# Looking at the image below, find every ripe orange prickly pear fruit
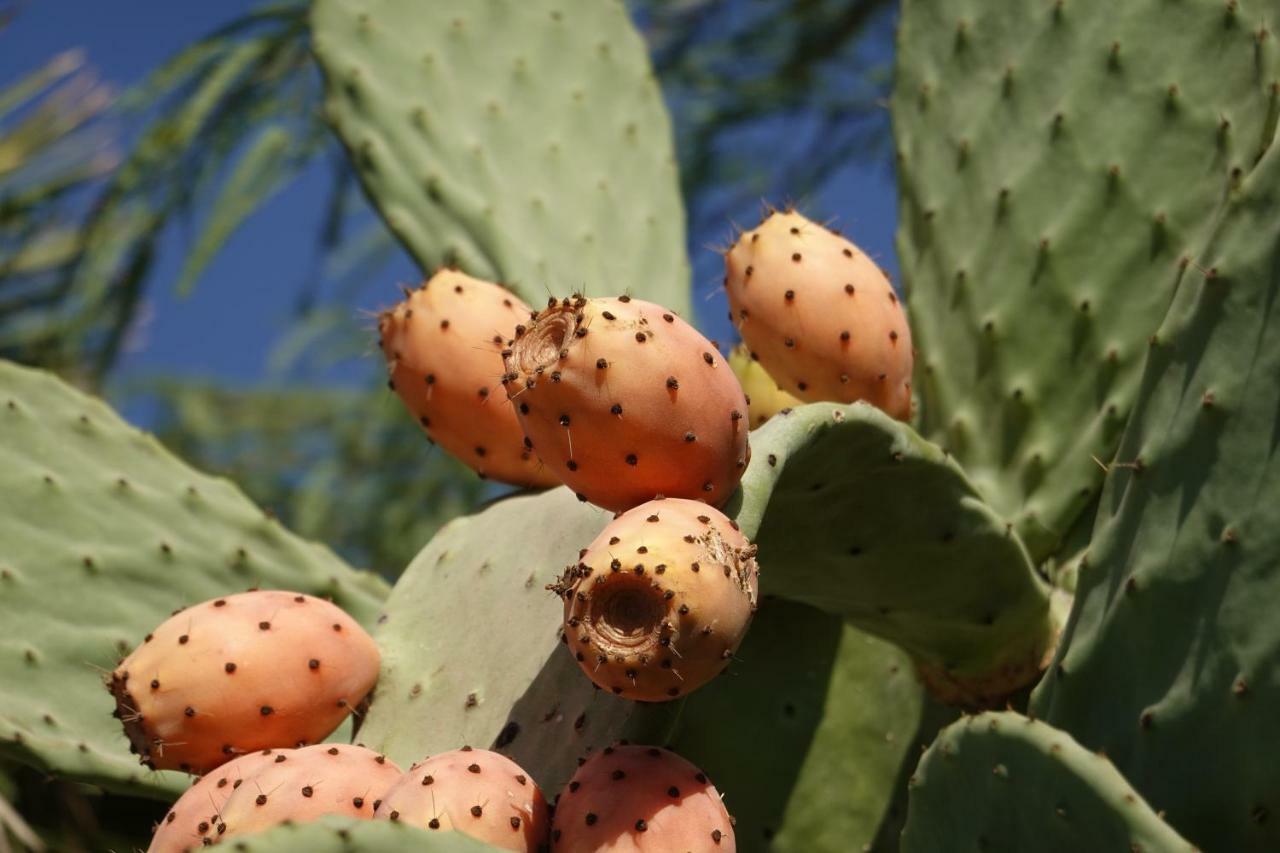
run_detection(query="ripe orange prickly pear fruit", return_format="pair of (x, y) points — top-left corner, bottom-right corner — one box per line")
(147, 749), (281, 853)
(551, 499), (758, 702)
(727, 344), (802, 428)
(109, 590), (379, 774)
(724, 210), (913, 419)
(375, 746), (550, 852)
(205, 744), (402, 842)
(379, 268), (560, 488)
(502, 295), (749, 512)
(551, 744), (735, 852)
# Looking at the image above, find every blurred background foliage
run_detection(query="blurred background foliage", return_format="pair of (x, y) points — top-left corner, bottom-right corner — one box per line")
(0, 0), (894, 580)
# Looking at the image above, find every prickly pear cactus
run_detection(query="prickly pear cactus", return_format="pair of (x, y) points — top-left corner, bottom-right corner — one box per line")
(0, 361), (387, 797)
(734, 402), (1054, 705)
(900, 712), (1193, 852)
(359, 417), (967, 849)
(894, 0), (1280, 561)
(311, 0), (690, 315)
(226, 816), (501, 852)
(1032, 121), (1280, 849)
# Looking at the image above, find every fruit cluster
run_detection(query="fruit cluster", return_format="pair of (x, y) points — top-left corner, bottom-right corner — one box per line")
(113, 209), (912, 850)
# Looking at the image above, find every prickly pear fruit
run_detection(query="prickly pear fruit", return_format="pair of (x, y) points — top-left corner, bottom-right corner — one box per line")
(109, 590), (379, 773)
(724, 210), (913, 419)
(147, 749), (282, 853)
(551, 499), (758, 702)
(379, 268), (560, 488)
(502, 296), (750, 512)
(374, 746), (550, 852)
(551, 744), (735, 852)
(205, 744), (402, 842)
(727, 344), (802, 428)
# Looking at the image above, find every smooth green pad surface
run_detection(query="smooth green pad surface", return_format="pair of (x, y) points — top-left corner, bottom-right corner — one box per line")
(636, 598), (940, 853)
(312, 0), (691, 315)
(0, 361), (388, 797)
(1032, 123), (1280, 848)
(359, 487), (637, 792)
(733, 402), (1052, 687)
(224, 816), (501, 851)
(894, 0), (1280, 561)
(902, 712), (1192, 852)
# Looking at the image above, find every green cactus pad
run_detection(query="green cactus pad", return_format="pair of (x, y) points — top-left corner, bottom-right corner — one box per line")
(312, 0), (691, 315)
(732, 402), (1054, 704)
(221, 816), (501, 851)
(636, 598), (945, 853)
(894, 0), (1280, 561)
(358, 487), (640, 791)
(0, 361), (388, 797)
(1031, 125), (1280, 848)
(901, 711), (1193, 852)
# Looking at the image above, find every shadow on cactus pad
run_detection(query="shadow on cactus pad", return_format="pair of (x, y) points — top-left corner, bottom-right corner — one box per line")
(731, 401), (1057, 706)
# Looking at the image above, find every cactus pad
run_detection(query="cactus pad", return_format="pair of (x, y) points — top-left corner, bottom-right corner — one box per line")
(733, 402), (1054, 704)
(312, 0), (691, 315)
(0, 361), (387, 797)
(1032, 125), (1280, 849)
(901, 711), (1193, 852)
(894, 0), (1280, 560)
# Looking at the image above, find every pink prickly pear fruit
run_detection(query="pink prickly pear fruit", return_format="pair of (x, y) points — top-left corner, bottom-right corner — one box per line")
(723, 210), (914, 420)
(374, 746), (550, 852)
(205, 744), (403, 842)
(551, 744), (735, 852)
(551, 499), (758, 702)
(147, 749), (282, 853)
(502, 295), (750, 512)
(727, 344), (802, 429)
(108, 590), (380, 774)
(379, 268), (561, 488)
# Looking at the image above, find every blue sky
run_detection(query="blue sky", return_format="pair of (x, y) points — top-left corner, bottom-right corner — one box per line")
(1, 1), (898, 393)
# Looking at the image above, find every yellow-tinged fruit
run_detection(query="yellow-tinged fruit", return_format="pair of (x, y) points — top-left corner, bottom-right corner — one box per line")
(109, 591), (379, 774)
(724, 210), (913, 419)
(502, 296), (749, 512)
(379, 269), (561, 488)
(727, 344), (803, 428)
(552, 499), (759, 702)
(375, 747), (550, 851)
